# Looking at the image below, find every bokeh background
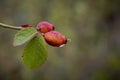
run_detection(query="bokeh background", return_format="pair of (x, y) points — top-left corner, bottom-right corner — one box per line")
(0, 0), (120, 80)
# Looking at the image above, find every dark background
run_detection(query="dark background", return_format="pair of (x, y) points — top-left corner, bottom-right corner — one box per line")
(0, 0), (120, 80)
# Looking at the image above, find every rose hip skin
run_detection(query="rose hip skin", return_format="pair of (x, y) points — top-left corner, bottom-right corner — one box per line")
(37, 21), (54, 33)
(44, 31), (67, 47)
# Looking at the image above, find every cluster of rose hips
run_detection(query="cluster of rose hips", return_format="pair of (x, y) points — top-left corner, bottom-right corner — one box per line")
(22, 21), (68, 47)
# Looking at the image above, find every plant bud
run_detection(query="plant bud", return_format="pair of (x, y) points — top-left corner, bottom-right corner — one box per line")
(21, 24), (32, 28)
(37, 21), (54, 33)
(44, 31), (67, 47)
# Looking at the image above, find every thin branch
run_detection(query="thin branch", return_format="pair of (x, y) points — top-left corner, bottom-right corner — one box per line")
(0, 23), (22, 30)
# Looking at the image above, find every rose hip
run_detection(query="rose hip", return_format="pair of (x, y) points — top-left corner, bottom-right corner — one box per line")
(37, 21), (54, 33)
(44, 31), (67, 47)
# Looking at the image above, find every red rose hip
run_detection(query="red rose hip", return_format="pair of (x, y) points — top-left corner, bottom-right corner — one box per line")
(37, 21), (54, 33)
(44, 31), (67, 47)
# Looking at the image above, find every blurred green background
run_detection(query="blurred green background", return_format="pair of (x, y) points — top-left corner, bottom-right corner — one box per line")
(0, 0), (120, 80)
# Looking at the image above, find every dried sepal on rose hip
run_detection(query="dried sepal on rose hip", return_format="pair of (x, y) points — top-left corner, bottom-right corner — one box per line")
(36, 21), (54, 33)
(43, 31), (67, 47)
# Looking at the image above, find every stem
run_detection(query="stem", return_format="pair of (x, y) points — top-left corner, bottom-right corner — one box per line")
(0, 23), (22, 30)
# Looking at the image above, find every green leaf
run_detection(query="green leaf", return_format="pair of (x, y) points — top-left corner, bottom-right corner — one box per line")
(13, 27), (37, 46)
(22, 34), (48, 69)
